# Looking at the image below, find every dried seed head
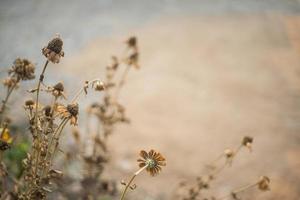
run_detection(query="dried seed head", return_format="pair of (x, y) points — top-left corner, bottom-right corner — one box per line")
(3, 77), (19, 88)
(43, 105), (52, 117)
(42, 35), (65, 63)
(53, 82), (64, 92)
(8, 58), (35, 80)
(67, 103), (79, 117)
(56, 103), (79, 125)
(126, 36), (137, 48)
(25, 99), (35, 106)
(137, 149), (166, 176)
(51, 82), (66, 99)
(94, 81), (105, 91)
(258, 176), (270, 191)
(224, 148), (235, 158)
(242, 136), (253, 151)
(47, 37), (63, 54)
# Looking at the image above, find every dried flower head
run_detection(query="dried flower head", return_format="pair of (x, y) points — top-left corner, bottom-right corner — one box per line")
(42, 35), (64, 63)
(93, 80), (106, 91)
(43, 105), (52, 117)
(126, 36), (137, 48)
(137, 149), (166, 176)
(126, 49), (139, 69)
(51, 82), (66, 99)
(242, 136), (253, 151)
(8, 58), (35, 80)
(2, 77), (19, 88)
(56, 103), (79, 125)
(224, 148), (235, 159)
(258, 176), (270, 191)
(24, 99), (36, 110)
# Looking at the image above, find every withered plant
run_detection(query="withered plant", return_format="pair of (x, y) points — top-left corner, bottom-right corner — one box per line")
(0, 58), (36, 198)
(175, 136), (270, 200)
(54, 36), (141, 199)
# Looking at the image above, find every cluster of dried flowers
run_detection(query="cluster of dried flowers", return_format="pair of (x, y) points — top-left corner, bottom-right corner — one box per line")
(0, 35), (106, 199)
(0, 58), (36, 198)
(175, 136), (270, 200)
(0, 33), (272, 200)
(53, 36), (143, 199)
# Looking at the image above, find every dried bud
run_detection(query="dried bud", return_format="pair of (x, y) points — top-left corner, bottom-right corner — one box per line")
(25, 99), (35, 106)
(242, 136), (253, 152)
(51, 82), (65, 99)
(42, 35), (64, 63)
(53, 82), (64, 92)
(8, 58), (35, 80)
(3, 77), (19, 88)
(43, 105), (52, 117)
(126, 36), (137, 48)
(258, 176), (270, 191)
(224, 148), (235, 158)
(67, 103), (79, 117)
(93, 81), (105, 91)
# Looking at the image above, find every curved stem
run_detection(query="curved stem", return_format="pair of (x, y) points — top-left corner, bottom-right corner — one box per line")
(216, 182), (258, 200)
(32, 60), (49, 177)
(70, 78), (102, 103)
(34, 60), (49, 127)
(120, 165), (147, 200)
(41, 118), (68, 177)
(0, 83), (17, 125)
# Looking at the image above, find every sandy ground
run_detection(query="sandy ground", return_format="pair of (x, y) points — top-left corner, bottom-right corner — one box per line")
(59, 14), (300, 199)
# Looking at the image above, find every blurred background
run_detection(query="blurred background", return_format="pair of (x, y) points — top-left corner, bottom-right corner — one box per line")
(1, 0), (300, 199)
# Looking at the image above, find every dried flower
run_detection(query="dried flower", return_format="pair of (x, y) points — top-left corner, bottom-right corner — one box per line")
(56, 103), (79, 125)
(24, 99), (36, 111)
(2, 77), (19, 88)
(42, 35), (64, 63)
(224, 148), (235, 159)
(224, 148), (235, 165)
(137, 149), (166, 176)
(126, 50), (139, 69)
(242, 136), (253, 151)
(8, 58), (35, 80)
(126, 36), (137, 48)
(258, 176), (270, 191)
(51, 82), (66, 99)
(93, 80), (106, 91)
(43, 105), (52, 117)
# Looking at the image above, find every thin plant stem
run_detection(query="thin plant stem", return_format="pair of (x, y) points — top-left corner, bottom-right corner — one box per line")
(120, 165), (147, 200)
(0, 83), (17, 125)
(41, 118), (68, 177)
(47, 118), (69, 169)
(70, 78), (102, 103)
(216, 182), (259, 200)
(33, 60), (49, 177)
(115, 65), (130, 101)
